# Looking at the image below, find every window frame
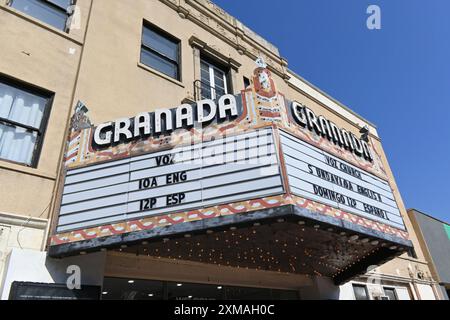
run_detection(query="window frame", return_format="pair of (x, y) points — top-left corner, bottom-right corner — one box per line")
(199, 56), (230, 100)
(352, 284), (370, 300)
(140, 21), (182, 81)
(0, 75), (54, 168)
(8, 0), (75, 32)
(383, 287), (398, 300)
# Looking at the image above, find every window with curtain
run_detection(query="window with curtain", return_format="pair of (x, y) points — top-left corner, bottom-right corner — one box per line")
(140, 23), (181, 80)
(8, 0), (75, 32)
(0, 80), (52, 167)
(200, 58), (228, 100)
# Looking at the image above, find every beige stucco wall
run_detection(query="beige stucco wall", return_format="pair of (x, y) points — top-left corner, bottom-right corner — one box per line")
(0, 0), (92, 219)
(73, 0), (288, 125)
(0, 0), (92, 289)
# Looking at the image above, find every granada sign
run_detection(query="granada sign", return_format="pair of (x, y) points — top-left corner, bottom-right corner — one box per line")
(92, 95), (373, 163)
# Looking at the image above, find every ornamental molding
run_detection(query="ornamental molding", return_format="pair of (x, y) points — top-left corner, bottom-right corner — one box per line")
(189, 35), (242, 70)
(159, 0), (289, 79)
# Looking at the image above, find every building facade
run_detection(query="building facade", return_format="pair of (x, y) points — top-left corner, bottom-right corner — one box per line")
(0, 0), (440, 300)
(408, 209), (450, 300)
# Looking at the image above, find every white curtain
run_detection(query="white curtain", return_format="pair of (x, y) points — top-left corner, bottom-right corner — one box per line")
(0, 83), (46, 165)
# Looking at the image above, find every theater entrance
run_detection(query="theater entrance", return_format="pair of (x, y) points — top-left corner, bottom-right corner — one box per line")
(101, 277), (299, 300)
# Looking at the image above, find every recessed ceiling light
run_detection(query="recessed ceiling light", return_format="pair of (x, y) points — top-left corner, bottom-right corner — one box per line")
(188, 296), (193, 299)
(102, 291), (108, 295)
(148, 293), (154, 297)
(177, 283), (183, 287)
(128, 280), (135, 284)
(217, 286), (223, 290)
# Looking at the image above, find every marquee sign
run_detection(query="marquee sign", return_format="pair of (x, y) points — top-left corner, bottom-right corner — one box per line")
(50, 59), (408, 253)
(290, 102), (373, 162)
(279, 130), (403, 230)
(58, 128), (282, 232)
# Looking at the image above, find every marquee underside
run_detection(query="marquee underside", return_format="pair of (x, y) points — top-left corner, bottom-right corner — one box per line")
(48, 205), (411, 285)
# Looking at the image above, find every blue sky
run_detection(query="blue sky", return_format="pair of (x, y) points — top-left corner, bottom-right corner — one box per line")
(214, 0), (450, 223)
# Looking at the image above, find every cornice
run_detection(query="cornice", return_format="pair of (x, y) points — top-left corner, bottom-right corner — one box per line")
(0, 212), (48, 229)
(159, 0), (289, 79)
(189, 36), (241, 70)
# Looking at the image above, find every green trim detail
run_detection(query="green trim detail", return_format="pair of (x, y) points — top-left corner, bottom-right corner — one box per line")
(444, 224), (450, 241)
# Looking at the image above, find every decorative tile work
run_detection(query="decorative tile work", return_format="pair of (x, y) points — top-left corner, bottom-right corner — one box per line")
(51, 193), (408, 246)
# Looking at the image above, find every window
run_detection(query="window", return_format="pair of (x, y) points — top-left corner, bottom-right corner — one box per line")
(243, 76), (251, 89)
(0, 78), (52, 167)
(199, 58), (229, 100)
(140, 23), (181, 80)
(8, 0), (74, 31)
(406, 247), (418, 259)
(352, 284), (369, 300)
(383, 287), (398, 300)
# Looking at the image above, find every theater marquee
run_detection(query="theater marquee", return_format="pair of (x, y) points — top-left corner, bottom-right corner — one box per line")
(50, 61), (410, 282)
(59, 128), (282, 233)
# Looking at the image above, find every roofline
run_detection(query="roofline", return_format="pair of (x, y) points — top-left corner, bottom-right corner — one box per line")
(287, 68), (378, 129)
(407, 208), (450, 226)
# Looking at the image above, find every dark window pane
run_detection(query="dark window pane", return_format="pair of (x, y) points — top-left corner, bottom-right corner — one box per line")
(201, 83), (212, 100)
(101, 278), (164, 300)
(142, 26), (178, 61)
(225, 286), (272, 300)
(271, 289), (299, 300)
(167, 282), (224, 300)
(214, 76), (225, 88)
(10, 0), (68, 30)
(141, 48), (178, 79)
(244, 77), (251, 88)
(200, 61), (210, 72)
(201, 70), (211, 84)
(384, 288), (397, 300)
(200, 58), (228, 99)
(353, 285), (369, 300)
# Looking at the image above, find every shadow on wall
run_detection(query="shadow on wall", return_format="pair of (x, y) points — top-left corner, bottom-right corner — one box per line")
(0, 248), (106, 300)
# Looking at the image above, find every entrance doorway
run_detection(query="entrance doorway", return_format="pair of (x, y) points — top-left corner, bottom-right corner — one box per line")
(101, 277), (299, 300)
